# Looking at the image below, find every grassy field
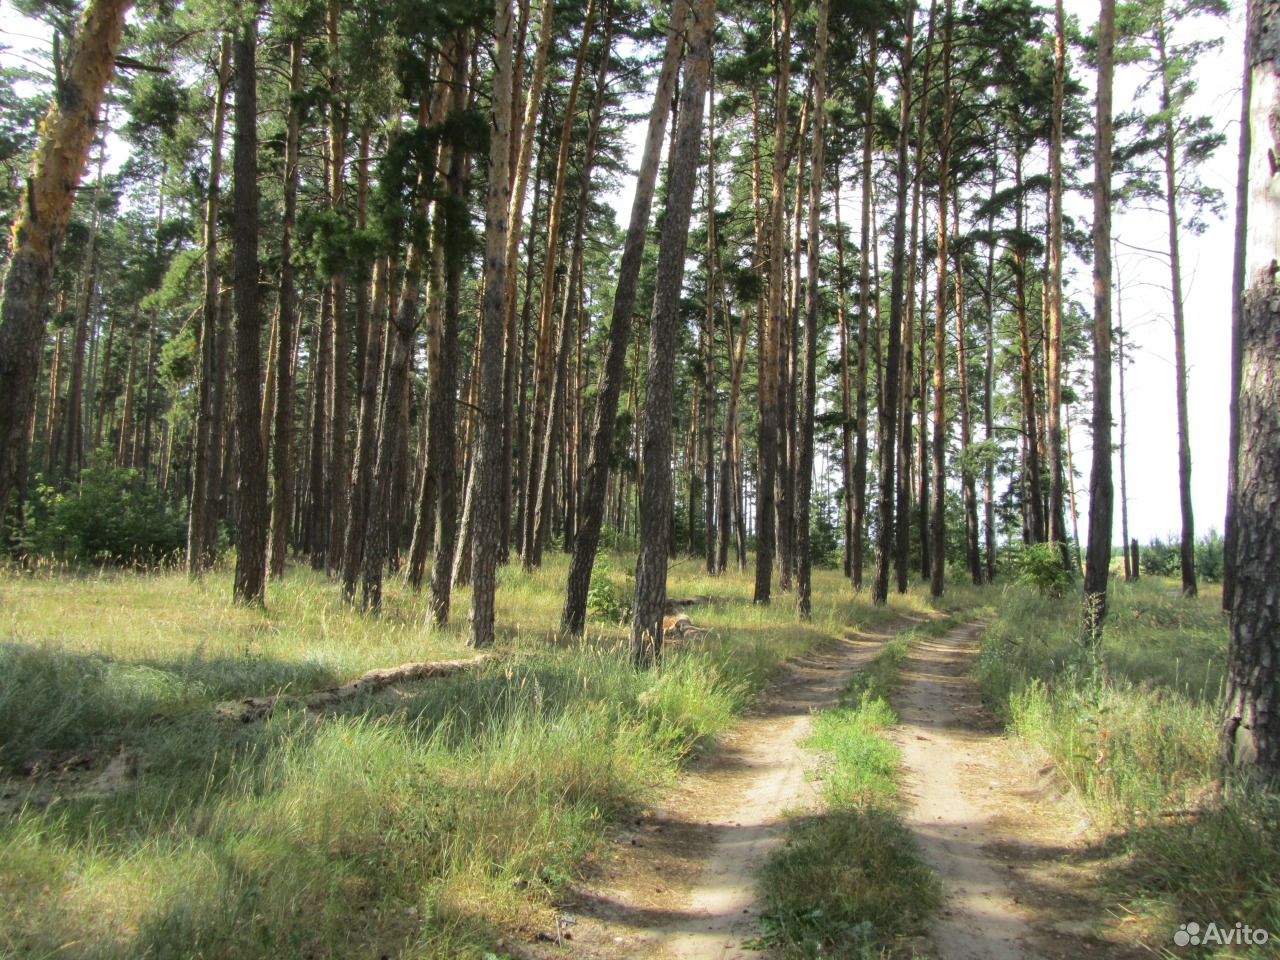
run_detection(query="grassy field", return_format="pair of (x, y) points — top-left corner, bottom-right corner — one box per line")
(0, 553), (957, 959)
(977, 577), (1280, 955)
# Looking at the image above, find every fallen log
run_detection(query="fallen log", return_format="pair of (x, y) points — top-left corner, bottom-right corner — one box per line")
(214, 654), (496, 723)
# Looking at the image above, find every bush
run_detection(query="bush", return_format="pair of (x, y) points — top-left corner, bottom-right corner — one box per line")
(1011, 541), (1073, 597)
(586, 556), (630, 624)
(18, 456), (186, 565)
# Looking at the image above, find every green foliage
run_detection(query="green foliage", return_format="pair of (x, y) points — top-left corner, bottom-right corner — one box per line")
(1011, 541), (1073, 597)
(17, 456), (186, 565)
(976, 581), (1279, 944)
(586, 556), (630, 625)
(1139, 530), (1225, 582)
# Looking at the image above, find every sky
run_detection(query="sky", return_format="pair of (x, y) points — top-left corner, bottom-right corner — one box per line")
(0, 0), (1246, 547)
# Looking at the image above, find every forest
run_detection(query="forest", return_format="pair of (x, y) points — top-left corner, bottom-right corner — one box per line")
(0, 0), (1278, 955)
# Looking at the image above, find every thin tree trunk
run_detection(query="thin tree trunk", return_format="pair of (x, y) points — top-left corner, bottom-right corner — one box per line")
(231, 14), (268, 606)
(269, 36), (303, 579)
(1083, 0), (1116, 643)
(872, 0), (914, 605)
(1046, 0), (1070, 563)
(188, 37), (231, 573)
(1014, 146), (1046, 544)
(754, 0), (791, 606)
(852, 32), (877, 591)
(1154, 15), (1197, 597)
(797, 0), (829, 620)
(929, 0), (954, 599)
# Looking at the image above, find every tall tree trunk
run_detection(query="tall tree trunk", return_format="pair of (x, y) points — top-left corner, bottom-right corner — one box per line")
(0, 0), (131, 519)
(1116, 289), (1133, 581)
(187, 36), (231, 573)
(952, 193), (981, 584)
(526, 0), (599, 567)
(929, 0), (954, 599)
(1014, 146), (1046, 543)
(631, 0), (714, 664)
(467, 0), (516, 648)
(269, 36), (303, 579)
(1224, 8), (1251, 612)
(325, 0), (351, 577)
(983, 160), (998, 582)
(872, 0), (914, 605)
(561, 0), (690, 635)
(1154, 15), (1198, 597)
(852, 32), (877, 592)
(427, 36), (471, 626)
(63, 153), (103, 478)
(834, 170), (855, 580)
(1221, 0), (1280, 777)
(502, 0), (558, 562)
(754, 0), (791, 606)
(1046, 0), (1071, 564)
(703, 60), (719, 575)
(231, 14), (268, 606)
(797, 0), (829, 620)
(1083, 0), (1116, 644)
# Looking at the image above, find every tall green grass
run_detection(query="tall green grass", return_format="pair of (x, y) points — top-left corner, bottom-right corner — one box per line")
(977, 578), (1280, 953)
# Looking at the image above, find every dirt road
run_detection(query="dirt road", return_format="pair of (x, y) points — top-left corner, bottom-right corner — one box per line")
(532, 620), (1143, 960)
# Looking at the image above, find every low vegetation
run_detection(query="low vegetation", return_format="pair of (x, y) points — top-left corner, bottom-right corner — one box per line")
(978, 578), (1280, 951)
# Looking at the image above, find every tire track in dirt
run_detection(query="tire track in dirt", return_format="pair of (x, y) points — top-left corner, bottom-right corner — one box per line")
(890, 624), (1146, 960)
(529, 618), (923, 959)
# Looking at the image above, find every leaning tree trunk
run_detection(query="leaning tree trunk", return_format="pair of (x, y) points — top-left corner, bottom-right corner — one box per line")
(797, 0), (829, 620)
(631, 0), (715, 665)
(467, 0), (516, 649)
(561, 0), (689, 636)
(231, 15), (268, 607)
(1083, 0), (1116, 644)
(0, 0), (133, 521)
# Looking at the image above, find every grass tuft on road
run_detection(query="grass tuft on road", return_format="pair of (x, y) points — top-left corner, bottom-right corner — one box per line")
(756, 629), (945, 959)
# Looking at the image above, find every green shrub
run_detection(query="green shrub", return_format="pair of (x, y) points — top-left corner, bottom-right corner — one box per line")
(586, 556), (630, 624)
(17, 456), (186, 565)
(1011, 541), (1073, 597)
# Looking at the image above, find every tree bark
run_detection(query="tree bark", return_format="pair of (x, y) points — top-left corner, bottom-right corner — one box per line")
(1083, 0), (1116, 643)
(1047, 0), (1071, 564)
(852, 32), (877, 592)
(1222, 0), (1280, 777)
(631, 0), (714, 664)
(0, 0), (131, 520)
(467, 0), (516, 649)
(929, 0), (954, 599)
(231, 15), (268, 606)
(797, 0), (829, 620)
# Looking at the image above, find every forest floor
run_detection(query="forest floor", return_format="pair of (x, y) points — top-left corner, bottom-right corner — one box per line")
(528, 618), (1147, 960)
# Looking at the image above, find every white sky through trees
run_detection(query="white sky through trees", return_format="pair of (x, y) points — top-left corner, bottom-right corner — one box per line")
(0, 0), (1243, 547)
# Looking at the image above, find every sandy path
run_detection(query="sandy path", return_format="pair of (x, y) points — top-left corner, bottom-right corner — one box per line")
(891, 624), (1145, 960)
(534, 619), (915, 959)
